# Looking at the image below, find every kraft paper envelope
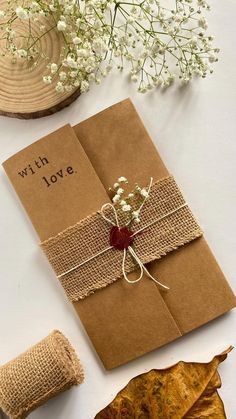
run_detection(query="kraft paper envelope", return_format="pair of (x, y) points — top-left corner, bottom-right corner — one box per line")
(73, 99), (235, 365)
(3, 99), (236, 370)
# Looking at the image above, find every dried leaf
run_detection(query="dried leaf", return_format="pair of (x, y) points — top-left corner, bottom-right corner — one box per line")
(96, 347), (233, 419)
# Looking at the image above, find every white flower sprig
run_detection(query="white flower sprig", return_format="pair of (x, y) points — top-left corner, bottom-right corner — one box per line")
(110, 176), (151, 224)
(0, 0), (219, 93)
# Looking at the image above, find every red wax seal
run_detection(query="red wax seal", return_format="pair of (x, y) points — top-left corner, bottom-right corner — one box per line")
(110, 226), (134, 250)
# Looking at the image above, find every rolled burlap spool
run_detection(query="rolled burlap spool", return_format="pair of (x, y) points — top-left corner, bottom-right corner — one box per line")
(0, 330), (84, 419)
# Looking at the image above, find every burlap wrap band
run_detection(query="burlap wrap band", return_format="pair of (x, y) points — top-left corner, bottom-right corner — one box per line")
(0, 331), (84, 419)
(41, 176), (203, 301)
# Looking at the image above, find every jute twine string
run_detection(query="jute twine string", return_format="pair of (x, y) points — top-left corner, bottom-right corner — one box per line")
(0, 331), (84, 419)
(41, 176), (203, 301)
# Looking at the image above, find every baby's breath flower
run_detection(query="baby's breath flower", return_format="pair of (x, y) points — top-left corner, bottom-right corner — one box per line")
(43, 75), (52, 84)
(55, 81), (64, 92)
(209, 53), (217, 63)
(131, 74), (138, 83)
(73, 37), (81, 45)
(57, 20), (67, 31)
(0, 0), (218, 94)
(118, 177), (127, 183)
(80, 80), (89, 92)
(127, 16), (134, 24)
(112, 194), (120, 203)
(198, 17), (208, 30)
(70, 71), (77, 78)
(59, 71), (67, 81)
(49, 4), (56, 12)
(140, 188), (149, 198)
(65, 84), (73, 92)
(50, 63), (58, 74)
(117, 188), (124, 195)
(16, 6), (28, 20)
(132, 210), (140, 219)
(17, 49), (27, 58)
(66, 56), (77, 68)
(122, 204), (131, 212)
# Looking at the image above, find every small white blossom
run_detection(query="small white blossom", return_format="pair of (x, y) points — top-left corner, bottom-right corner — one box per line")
(50, 63), (58, 74)
(65, 84), (73, 92)
(112, 194), (120, 203)
(16, 7), (28, 20)
(66, 56), (77, 68)
(173, 14), (182, 23)
(131, 74), (138, 83)
(80, 80), (90, 92)
(88, 73), (95, 82)
(117, 188), (124, 195)
(59, 71), (67, 81)
(198, 17), (208, 30)
(57, 20), (67, 31)
(43, 75), (52, 85)
(120, 200), (127, 206)
(70, 71), (77, 78)
(140, 188), (149, 198)
(118, 177), (127, 183)
(17, 49), (27, 58)
(55, 81), (64, 92)
(73, 37), (81, 45)
(92, 39), (107, 55)
(127, 16), (134, 24)
(31, 1), (40, 12)
(7, 29), (16, 39)
(209, 53), (217, 63)
(132, 210), (140, 219)
(77, 49), (88, 58)
(122, 204), (131, 212)
(49, 4), (56, 12)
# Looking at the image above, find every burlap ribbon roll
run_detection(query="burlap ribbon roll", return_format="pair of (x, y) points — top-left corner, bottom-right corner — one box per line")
(0, 330), (84, 419)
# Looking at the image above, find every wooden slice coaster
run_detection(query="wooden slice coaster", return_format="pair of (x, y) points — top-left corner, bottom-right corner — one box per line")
(0, 2), (80, 119)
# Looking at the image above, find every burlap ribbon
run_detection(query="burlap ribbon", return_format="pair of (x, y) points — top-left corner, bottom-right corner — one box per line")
(0, 331), (84, 419)
(40, 176), (202, 301)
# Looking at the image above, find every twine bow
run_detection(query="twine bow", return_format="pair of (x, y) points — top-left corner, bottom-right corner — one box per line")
(100, 178), (170, 289)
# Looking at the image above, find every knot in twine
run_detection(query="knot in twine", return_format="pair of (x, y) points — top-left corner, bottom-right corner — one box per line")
(100, 178), (169, 289)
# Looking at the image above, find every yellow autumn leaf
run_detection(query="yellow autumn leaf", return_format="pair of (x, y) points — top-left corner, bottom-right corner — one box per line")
(96, 347), (233, 419)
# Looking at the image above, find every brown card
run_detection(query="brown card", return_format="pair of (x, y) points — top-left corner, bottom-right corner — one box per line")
(3, 100), (236, 370)
(2, 123), (181, 370)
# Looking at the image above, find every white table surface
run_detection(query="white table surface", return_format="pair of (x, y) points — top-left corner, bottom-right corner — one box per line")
(0, 1), (236, 418)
